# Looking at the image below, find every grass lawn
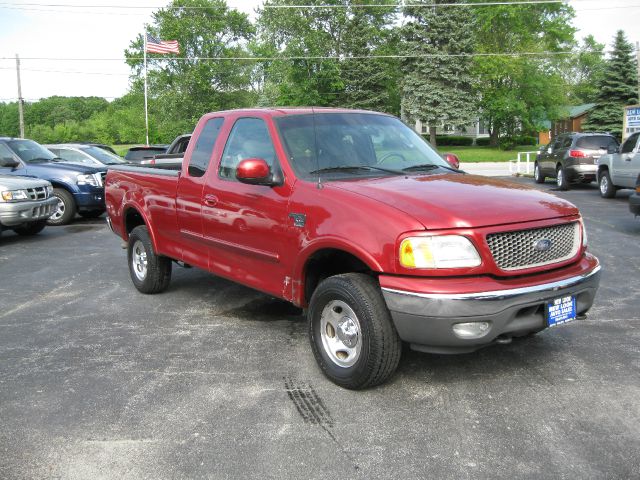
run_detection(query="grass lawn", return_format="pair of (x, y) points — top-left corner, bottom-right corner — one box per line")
(111, 144), (137, 157)
(444, 146), (539, 163)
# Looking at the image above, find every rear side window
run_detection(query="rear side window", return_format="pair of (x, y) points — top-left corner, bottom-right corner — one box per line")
(188, 118), (224, 177)
(561, 136), (573, 148)
(576, 136), (618, 150)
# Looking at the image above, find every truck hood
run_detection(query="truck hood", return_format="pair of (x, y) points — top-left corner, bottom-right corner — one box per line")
(0, 174), (50, 190)
(330, 173), (579, 230)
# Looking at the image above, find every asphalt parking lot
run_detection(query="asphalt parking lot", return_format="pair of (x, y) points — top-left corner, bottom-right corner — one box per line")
(1, 177), (639, 480)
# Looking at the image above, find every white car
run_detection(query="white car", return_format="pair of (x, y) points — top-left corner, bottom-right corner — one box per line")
(45, 144), (127, 167)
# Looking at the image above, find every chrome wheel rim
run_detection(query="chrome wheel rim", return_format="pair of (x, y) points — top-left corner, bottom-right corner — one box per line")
(556, 169), (563, 187)
(51, 196), (65, 221)
(534, 165), (540, 180)
(320, 300), (362, 368)
(132, 240), (148, 281)
(600, 176), (608, 195)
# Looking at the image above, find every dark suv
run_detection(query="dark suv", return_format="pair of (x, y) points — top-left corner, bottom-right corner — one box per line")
(535, 132), (619, 190)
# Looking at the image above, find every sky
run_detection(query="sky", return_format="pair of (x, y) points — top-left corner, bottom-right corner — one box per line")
(0, 0), (639, 103)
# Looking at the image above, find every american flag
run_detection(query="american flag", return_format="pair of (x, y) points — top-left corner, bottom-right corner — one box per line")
(145, 34), (180, 54)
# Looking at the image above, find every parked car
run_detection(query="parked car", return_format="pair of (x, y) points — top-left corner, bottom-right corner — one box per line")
(596, 131), (640, 198)
(79, 143), (118, 155)
(534, 132), (619, 190)
(141, 134), (191, 168)
(629, 174), (640, 216)
(0, 174), (57, 236)
(124, 145), (169, 164)
(0, 138), (106, 225)
(105, 108), (600, 389)
(46, 143), (127, 167)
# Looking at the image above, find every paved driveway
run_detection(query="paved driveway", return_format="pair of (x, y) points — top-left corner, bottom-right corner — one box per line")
(1, 178), (638, 479)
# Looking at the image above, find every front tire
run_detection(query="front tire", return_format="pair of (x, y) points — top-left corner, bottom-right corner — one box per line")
(599, 170), (616, 198)
(127, 225), (172, 294)
(13, 220), (47, 236)
(556, 165), (569, 190)
(534, 163), (545, 184)
(308, 273), (401, 390)
(47, 188), (76, 226)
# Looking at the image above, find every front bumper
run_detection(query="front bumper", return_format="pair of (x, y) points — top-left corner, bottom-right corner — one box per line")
(74, 189), (105, 211)
(629, 193), (640, 216)
(0, 197), (58, 227)
(566, 164), (597, 182)
(381, 257), (601, 354)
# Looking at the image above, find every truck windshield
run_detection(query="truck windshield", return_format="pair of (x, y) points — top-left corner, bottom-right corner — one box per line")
(7, 139), (57, 163)
(275, 113), (451, 179)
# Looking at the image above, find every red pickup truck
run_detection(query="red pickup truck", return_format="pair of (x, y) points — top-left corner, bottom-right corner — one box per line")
(105, 108), (601, 389)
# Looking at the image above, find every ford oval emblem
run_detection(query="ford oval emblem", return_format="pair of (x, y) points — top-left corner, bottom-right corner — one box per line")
(534, 238), (553, 252)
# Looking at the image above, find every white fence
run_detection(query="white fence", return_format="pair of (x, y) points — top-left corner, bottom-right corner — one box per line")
(508, 151), (538, 175)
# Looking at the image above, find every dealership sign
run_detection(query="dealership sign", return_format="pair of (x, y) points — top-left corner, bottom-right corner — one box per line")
(623, 105), (640, 140)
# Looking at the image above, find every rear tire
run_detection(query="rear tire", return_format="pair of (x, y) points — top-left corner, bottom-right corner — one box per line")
(534, 163), (545, 184)
(47, 188), (76, 226)
(599, 170), (616, 198)
(308, 273), (401, 390)
(127, 225), (172, 294)
(556, 165), (569, 191)
(13, 220), (47, 236)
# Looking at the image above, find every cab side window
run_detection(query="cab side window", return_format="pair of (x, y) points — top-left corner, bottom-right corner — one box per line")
(621, 133), (639, 154)
(188, 118), (224, 178)
(219, 118), (277, 181)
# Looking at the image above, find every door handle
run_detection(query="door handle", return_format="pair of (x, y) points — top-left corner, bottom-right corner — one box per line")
(204, 194), (218, 207)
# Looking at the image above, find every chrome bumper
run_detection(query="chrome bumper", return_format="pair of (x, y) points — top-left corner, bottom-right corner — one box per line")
(0, 197), (58, 227)
(381, 265), (601, 354)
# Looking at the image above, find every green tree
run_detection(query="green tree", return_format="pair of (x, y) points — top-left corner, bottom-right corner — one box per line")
(401, 0), (478, 146)
(256, 0), (399, 112)
(125, 0), (256, 140)
(473, 1), (575, 146)
(568, 35), (606, 104)
(583, 30), (638, 138)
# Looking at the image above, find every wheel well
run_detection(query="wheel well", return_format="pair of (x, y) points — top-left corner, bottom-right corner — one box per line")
(124, 208), (146, 236)
(303, 249), (373, 304)
(49, 181), (68, 191)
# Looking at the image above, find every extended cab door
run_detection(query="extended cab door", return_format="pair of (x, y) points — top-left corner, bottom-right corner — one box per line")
(201, 115), (295, 299)
(176, 117), (225, 268)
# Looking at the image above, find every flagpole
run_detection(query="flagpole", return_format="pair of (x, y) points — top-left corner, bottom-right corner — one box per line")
(143, 26), (149, 146)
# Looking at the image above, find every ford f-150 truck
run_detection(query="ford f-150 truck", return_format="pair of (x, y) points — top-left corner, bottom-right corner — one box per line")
(105, 108), (601, 389)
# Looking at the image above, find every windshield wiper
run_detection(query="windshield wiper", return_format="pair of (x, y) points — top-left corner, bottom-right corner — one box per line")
(310, 165), (403, 175)
(26, 157), (54, 163)
(402, 164), (441, 172)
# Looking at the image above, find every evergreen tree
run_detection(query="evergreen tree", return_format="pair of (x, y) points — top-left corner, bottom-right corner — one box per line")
(401, 0), (478, 146)
(583, 30), (638, 138)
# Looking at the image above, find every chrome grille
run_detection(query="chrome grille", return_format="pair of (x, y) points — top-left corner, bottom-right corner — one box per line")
(26, 187), (47, 200)
(486, 222), (580, 271)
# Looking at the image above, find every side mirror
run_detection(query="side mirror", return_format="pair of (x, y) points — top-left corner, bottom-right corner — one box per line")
(236, 158), (278, 186)
(0, 157), (19, 168)
(607, 144), (618, 154)
(442, 153), (460, 169)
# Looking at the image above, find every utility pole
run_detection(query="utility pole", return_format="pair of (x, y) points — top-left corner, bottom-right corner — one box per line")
(15, 54), (25, 138)
(636, 42), (640, 104)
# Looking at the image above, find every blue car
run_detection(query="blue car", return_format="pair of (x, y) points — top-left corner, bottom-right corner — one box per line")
(0, 137), (106, 225)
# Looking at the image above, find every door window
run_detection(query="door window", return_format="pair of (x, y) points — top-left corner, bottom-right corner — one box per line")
(219, 118), (277, 181)
(0, 143), (15, 160)
(188, 118), (224, 177)
(621, 133), (639, 154)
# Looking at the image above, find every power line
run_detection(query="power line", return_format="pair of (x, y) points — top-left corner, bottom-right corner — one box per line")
(0, 66), (129, 76)
(0, 50), (601, 62)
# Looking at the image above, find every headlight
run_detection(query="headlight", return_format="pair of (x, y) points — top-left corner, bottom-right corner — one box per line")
(399, 235), (481, 269)
(46, 185), (53, 196)
(580, 219), (588, 247)
(1, 189), (29, 202)
(77, 173), (99, 187)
